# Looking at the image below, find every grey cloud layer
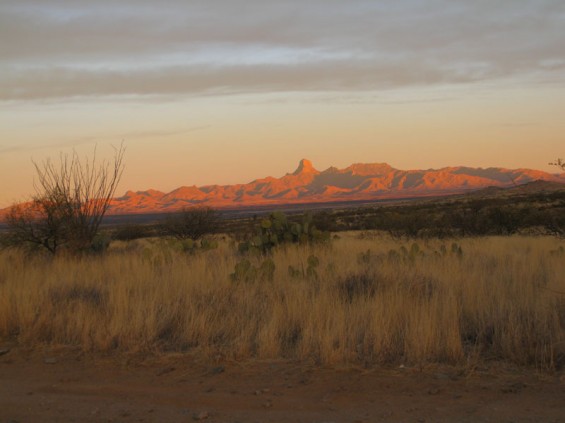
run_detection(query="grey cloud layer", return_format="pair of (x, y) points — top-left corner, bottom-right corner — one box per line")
(1, 0), (564, 100)
(0, 60), (484, 101)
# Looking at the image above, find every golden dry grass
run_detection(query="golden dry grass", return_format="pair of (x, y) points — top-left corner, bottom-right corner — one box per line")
(1, 234), (564, 369)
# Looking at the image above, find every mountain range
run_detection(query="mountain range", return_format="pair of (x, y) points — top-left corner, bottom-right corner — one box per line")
(107, 159), (565, 214)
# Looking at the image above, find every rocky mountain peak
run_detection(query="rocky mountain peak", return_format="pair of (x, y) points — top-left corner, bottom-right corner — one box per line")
(293, 159), (319, 175)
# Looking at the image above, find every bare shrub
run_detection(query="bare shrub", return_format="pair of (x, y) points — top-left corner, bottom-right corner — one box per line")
(550, 158), (565, 171)
(160, 207), (219, 241)
(4, 144), (125, 254)
(5, 198), (69, 255)
(337, 271), (378, 303)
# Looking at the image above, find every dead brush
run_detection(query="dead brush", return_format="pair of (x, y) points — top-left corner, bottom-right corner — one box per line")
(0, 235), (564, 369)
(49, 285), (107, 308)
(336, 271), (379, 303)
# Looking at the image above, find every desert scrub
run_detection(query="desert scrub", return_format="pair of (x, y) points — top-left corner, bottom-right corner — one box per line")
(237, 211), (330, 254)
(0, 235), (564, 369)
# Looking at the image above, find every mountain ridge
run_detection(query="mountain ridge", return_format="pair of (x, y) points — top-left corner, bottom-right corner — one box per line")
(106, 160), (564, 214)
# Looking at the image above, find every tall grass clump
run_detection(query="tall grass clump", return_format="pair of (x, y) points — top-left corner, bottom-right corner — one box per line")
(0, 235), (564, 369)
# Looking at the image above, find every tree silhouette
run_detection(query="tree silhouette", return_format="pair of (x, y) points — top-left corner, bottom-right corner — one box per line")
(549, 158), (565, 171)
(160, 207), (219, 241)
(4, 144), (125, 254)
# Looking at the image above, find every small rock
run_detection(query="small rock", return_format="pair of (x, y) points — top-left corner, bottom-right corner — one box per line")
(210, 366), (225, 375)
(427, 387), (440, 395)
(433, 373), (450, 380)
(262, 401), (272, 408)
(501, 382), (526, 394)
(157, 367), (175, 376)
(44, 357), (58, 364)
(193, 411), (209, 420)
(0, 347), (10, 356)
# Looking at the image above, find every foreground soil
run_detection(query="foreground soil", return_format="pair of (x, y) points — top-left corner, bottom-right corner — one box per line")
(1, 346), (564, 423)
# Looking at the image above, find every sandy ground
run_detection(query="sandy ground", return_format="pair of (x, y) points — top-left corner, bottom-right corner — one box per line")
(1, 345), (565, 423)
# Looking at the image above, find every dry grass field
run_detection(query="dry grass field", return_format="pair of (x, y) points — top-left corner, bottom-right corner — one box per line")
(1, 233), (564, 370)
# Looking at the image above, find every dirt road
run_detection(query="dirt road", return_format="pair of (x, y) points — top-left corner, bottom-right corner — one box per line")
(1, 346), (564, 423)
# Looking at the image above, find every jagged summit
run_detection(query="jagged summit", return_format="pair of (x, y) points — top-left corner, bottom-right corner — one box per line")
(98, 159), (565, 214)
(293, 159), (319, 175)
(3, 159), (564, 218)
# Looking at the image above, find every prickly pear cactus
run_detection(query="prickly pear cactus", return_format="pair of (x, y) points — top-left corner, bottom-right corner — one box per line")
(237, 211), (331, 254)
(230, 259), (256, 282)
(230, 258), (276, 283)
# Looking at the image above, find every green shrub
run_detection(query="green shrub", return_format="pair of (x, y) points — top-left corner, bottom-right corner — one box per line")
(230, 258), (276, 283)
(90, 233), (111, 254)
(237, 212), (330, 254)
(287, 255), (320, 280)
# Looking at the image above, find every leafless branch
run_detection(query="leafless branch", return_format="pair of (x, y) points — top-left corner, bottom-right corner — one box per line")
(549, 158), (565, 171)
(4, 143), (125, 254)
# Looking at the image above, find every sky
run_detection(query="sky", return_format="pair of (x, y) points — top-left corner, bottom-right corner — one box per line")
(1, 0), (565, 207)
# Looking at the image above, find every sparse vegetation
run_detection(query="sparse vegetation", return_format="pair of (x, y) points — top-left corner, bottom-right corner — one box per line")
(3, 145), (125, 254)
(160, 206), (219, 241)
(306, 189), (565, 238)
(237, 211), (330, 254)
(97, 182), (565, 243)
(1, 234), (564, 370)
(111, 223), (154, 241)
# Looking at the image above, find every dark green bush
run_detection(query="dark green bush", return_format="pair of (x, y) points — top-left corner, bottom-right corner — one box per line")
(238, 212), (330, 254)
(160, 207), (219, 241)
(112, 224), (153, 241)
